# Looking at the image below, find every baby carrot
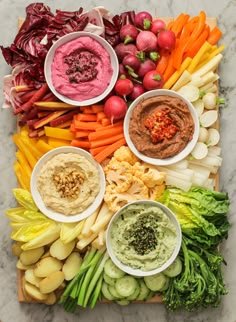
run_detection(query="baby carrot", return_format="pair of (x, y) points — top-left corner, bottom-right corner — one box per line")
(207, 26), (223, 45)
(94, 138), (126, 163)
(90, 133), (125, 149)
(71, 140), (90, 149)
(89, 146), (107, 156)
(88, 126), (123, 141)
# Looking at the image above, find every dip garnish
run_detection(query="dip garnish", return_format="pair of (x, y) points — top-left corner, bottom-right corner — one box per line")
(144, 108), (179, 143)
(64, 49), (98, 84)
(53, 169), (85, 199)
(127, 215), (158, 255)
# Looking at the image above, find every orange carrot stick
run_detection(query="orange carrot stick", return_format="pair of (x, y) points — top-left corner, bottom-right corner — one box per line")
(80, 107), (95, 114)
(91, 104), (104, 113)
(170, 13), (190, 37)
(97, 112), (106, 122)
(101, 118), (111, 126)
(71, 140), (90, 148)
(75, 131), (92, 139)
(94, 138), (126, 163)
(207, 26), (223, 45)
(88, 126), (123, 141)
(90, 133), (125, 149)
(70, 123), (76, 133)
(96, 120), (124, 131)
(74, 121), (103, 131)
(184, 27), (209, 59)
(89, 146), (107, 156)
(77, 114), (97, 122)
(156, 52), (170, 75)
(163, 53), (176, 82)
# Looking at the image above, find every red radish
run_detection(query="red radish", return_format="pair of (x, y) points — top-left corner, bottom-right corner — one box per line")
(135, 11), (152, 30)
(114, 78), (134, 97)
(151, 19), (166, 34)
(122, 54), (141, 71)
(115, 43), (137, 62)
(119, 64), (129, 77)
(137, 58), (156, 78)
(143, 70), (164, 90)
(120, 24), (139, 44)
(149, 51), (160, 62)
(157, 30), (176, 51)
(136, 31), (158, 52)
(104, 96), (128, 122)
(128, 84), (145, 101)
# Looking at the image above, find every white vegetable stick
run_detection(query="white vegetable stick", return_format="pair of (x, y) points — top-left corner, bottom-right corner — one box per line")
(167, 159), (189, 170)
(204, 84), (218, 94)
(208, 146), (221, 156)
(80, 208), (100, 237)
(189, 160), (218, 173)
(188, 163), (211, 178)
(191, 174), (208, 187)
(94, 202), (111, 223)
(171, 70), (192, 91)
(157, 166), (194, 181)
(165, 175), (192, 191)
(91, 237), (103, 250)
(90, 214), (112, 234)
(203, 178), (216, 190)
(191, 54), (223, 78)
(199, 82), (215, 92)
(98, 230), (105, 246)
(191, 154), (222, 167)
(201, 71), (219, 86)
(76, 233), (98, 250)
(188, 77), (204, 87)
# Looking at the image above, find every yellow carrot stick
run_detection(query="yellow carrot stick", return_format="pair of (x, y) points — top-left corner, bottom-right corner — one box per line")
(47, 137), (70, 148)
(13, 162), (29, 191)
(187, 41), (212, 74)
(44, 126), (74, 141)
(12, 134), (38, 168)
(34, 101), (77, 108)
(15, 150), (32, 177)
(36, 139), (54, 154)
(164, 57), (192, 89)
(20, 136), (43, 159)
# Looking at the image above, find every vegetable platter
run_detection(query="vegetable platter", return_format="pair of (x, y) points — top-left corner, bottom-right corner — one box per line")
(1, 3), (230, 313)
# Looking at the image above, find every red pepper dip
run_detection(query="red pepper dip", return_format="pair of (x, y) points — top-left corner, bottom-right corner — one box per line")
(129, 95), (195, 159)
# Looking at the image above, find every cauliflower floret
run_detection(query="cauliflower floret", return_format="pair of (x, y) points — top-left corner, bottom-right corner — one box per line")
(113, 146), (139, 165)
(132, 162), (166, 188)
(104, 159), (133, 192)
(148, 183), (166, 200)
(104, 177), (149, 212)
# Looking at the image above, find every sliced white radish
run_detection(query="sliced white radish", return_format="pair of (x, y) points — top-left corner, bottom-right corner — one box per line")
(178, 84), (199, 102)
(192, 99), (204, 116)
(199, 110), (218, 127)
(207, 128), (220, 146)
(198, 127), (209, 143)
(191, 142), (208, 160)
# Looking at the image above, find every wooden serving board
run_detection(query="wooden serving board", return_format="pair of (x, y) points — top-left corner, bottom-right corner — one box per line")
(16, 16), (219, 304)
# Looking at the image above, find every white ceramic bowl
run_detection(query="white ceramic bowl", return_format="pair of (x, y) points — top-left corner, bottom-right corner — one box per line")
(106, 200), (182, 277)
(124, 89), (200, 166)
(30, 146), (105, 223)
(44, 31), (119, 106)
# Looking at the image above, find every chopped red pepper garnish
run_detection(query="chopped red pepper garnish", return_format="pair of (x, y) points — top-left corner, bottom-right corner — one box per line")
(144, 108), (179, 143)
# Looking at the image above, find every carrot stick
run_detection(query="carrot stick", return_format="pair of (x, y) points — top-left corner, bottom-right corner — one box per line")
(187, 41), (212, 74)
(184, 27), (209, 59)
(101, 118), (111, 126)
(13, 83), (49, 115)
(89, 146), (107, 156)
(96, 120), (124, 131)
(74, 121), (103, 131)
(91, 104), (104, 113)
(57, 120), (73, 129)
(163, 57), (192, 89)
(94, 138), (126, 163)
(156, 52), (170, 74)
(81, 107), (95, 114)
(88, 126), (123, 141)
(207, 26), (223, 45)
(77, 114), (97, 122)
(70, 123), (76, 133)
(170, 13), (190, 37)
(96, 112), (106, 122)
(71, 140), (90, 148)
(90, 133), (125, 149)
(163, 53), (176, 82)
(75, 131), (92, 139)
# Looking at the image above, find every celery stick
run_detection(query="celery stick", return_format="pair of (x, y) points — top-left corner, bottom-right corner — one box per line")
(89, 274), (104, 308)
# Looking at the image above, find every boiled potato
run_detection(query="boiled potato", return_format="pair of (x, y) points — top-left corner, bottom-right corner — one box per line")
(62, 252), (82, 281)
(20, 247), (44, 266)
(22, 276), (34, 302)
(41, 250), (51, 259)
(39, 271), (65, 294)
(50, 239), (75, 260)
(16, 259), (34, 271)
(24, 281), (48, 301)
(44, 292), (57, 305)
(12, 242), (23, 257)
(25, 269), (42, 288)
(34, 257), (63, 278)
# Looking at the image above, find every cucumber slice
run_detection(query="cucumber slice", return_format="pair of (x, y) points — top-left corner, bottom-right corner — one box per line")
(136, 279), (150, 301)
(163, 257), (182, 277)
(104, 259), (125, 279)
(126, 283), (140, 301)
(116, 299), (130, 306)
(101, 282), (115, 301)
(115, 276), (138, 298)
(108, 285), (122, 299)
(159, 277), (170, 292)
(103, 273), (116, 286)
(144, 273), (167, 292)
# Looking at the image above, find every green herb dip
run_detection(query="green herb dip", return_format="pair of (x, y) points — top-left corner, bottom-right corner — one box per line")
(110, 203), (177, 271)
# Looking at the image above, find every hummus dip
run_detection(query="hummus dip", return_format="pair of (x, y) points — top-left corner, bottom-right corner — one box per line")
(37, 153), (100, 216)
(51, 36), (113, 101)
(129, 95), (195, 159)
(110, 203), (177, 271)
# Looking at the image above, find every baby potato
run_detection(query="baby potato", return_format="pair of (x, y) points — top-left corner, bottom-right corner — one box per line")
(22, 276), (34, 302)
(25, 269), (42, 288)
(12, 242), (23, 257)
(16, 259), (34, 271)
(39, 271), (65, 294)
(50, 238), (75, 260)
(62, 252), (83, 281)
(34, 257), (63, 278)
(43, 292), (57, 305)
(24, 281), (48, 301)
(20, 247), (44, 266)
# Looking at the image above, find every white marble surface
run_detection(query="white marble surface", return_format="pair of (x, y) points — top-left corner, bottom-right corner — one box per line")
(0, 1), (235, 321)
